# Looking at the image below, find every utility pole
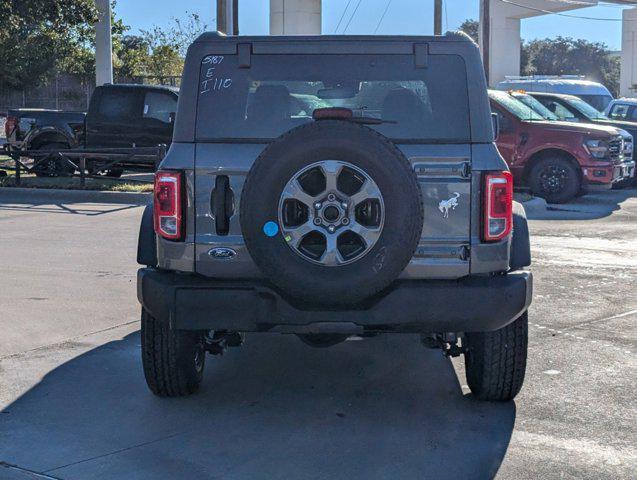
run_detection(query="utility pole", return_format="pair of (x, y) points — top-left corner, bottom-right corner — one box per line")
(480, 0), (490, 85)
(217, 0), (239, 35)
(95, 0), (113, 86)
(434, 0), (442, 35)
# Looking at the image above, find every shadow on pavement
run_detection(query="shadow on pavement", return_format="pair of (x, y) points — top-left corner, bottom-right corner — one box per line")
(0, 332), (515, 480)
(0, 201), (139, 216)
(526, 187), (636, 221)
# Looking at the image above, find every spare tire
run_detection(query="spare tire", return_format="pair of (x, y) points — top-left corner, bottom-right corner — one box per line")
(240, 120), (423, 305)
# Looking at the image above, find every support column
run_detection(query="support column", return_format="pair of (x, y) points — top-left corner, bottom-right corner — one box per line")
(487, 13), (521, 87)
(621, 8), (637, 97)
(217, 0), (239, 35)
(481, 0), (597, 87)
(95, 0), (113, 86)
(270, 0), (321, 35)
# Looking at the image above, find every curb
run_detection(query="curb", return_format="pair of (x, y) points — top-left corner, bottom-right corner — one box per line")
(0, 187), (151, 205)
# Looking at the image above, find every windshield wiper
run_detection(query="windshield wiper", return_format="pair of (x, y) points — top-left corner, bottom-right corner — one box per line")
(349, 116), (396, 125)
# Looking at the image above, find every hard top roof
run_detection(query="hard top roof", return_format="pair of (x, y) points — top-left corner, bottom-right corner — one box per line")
(101, 83), (179, 93)
(193, 31), (474, 44)
(497, 77), (611, 96)
(611, 98), (637, 105)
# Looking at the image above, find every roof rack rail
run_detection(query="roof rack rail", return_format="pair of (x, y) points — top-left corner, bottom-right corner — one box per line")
(503, 75), (586, 81)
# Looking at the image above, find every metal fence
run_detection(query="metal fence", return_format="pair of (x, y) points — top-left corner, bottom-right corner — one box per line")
(0, 75), (95, 113)
(0, 74), (182, 114)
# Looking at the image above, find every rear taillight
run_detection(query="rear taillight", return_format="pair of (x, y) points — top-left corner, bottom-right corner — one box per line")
(154, 171), (183, 240)
(5, 115), (17, 137)
(482, 171), (513, 242)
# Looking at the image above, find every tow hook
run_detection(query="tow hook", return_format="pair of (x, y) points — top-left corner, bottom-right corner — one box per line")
(420, 333), (467, 358)
(204, 331), (244, 355)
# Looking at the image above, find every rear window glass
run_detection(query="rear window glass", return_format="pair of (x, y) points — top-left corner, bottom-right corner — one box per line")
(143, 91), (178, 123)
(196, 54), (470, 142)
(97, 89), (139, 121)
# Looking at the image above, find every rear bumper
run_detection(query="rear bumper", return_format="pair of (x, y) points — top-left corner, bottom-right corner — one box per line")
(137, 268), (533, 334)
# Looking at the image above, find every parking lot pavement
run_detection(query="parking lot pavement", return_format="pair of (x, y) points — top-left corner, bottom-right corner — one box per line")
(0, 188), (635, 479)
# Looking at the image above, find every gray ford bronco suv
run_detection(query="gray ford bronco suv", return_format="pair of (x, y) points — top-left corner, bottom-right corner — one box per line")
(137, 32), (532, 401)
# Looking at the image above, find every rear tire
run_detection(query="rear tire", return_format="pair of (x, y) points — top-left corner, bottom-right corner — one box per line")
(464, 311), (528, 401)
(105, 168), (124, 178)
(32, 142), (74, 177)
(141, 308), (206, 397)
(529, 156), (580, 204)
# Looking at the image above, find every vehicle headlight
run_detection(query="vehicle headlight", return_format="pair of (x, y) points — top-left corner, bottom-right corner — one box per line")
(584, 139), (609, 159)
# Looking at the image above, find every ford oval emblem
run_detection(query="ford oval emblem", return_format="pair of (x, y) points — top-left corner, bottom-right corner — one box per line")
(208, 247), (237, 260)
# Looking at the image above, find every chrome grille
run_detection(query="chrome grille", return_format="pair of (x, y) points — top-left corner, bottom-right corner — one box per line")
(608, 137), (623, 164)
(623, 138), (633, 162)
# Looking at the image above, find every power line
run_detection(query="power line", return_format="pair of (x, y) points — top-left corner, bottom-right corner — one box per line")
(343, 0), (364, 33)
(334, 0), (354, 34)
(443, 0), (449, 32)
(498, 0), (624, 21)
(544, 0), (635, 7)
(374, 0), (393, 34)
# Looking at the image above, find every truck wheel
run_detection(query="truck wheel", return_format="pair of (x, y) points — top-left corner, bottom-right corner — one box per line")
(32, 143), (74, 177)
(528, 156), (580, 204)
(141, 308), (206, 397)
(105, 168), (124, 178)
(464, 311), (528, 401)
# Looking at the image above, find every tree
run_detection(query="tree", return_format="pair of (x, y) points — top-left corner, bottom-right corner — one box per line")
(459, 19), (479, 44)
(522, 37), (620, 96)
(58, 1), (129, 79)
(133, 13), (209, 80)
(0, 0), (97, 88)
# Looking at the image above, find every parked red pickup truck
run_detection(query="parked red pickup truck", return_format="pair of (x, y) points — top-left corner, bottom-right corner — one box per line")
(489, 90), (634, 203)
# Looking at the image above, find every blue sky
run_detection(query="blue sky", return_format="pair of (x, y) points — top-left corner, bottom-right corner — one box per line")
(116, 0), (628, 50)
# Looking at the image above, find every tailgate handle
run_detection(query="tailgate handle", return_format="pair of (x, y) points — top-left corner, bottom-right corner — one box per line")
(212, 175), (234, 235)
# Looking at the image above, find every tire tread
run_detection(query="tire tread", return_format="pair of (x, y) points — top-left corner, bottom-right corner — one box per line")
(465, 312), (528, 401)
(141, 309), (203, 397)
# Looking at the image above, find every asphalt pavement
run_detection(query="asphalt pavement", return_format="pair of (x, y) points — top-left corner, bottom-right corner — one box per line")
(0, 187), (635, 479)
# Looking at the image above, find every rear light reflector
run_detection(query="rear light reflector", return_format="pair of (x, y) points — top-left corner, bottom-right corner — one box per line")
(483, 171), (513, 242)
(154, 171), (183, 240)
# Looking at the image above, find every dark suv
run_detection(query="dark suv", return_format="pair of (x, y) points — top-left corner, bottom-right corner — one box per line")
(137, 32), (532, 401)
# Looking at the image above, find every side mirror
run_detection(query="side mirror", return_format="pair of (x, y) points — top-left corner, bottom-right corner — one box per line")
(169, 112), (176, 124)
(491, 112), (499, 141)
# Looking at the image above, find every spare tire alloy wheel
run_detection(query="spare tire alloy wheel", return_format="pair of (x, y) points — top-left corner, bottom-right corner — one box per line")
(240, 121), (423, 305)
(278, 160), (384, 266)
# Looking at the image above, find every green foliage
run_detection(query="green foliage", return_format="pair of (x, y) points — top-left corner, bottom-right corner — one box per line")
(0, 1), (208, 88)
(521, 37), (620, 96)
(60, 1), (130, 78)
(459, 19), (479, 43)
(0, 0), (98, 88)
(128, 13), (208, 80)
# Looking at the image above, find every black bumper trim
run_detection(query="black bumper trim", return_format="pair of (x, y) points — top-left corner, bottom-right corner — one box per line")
(137, 268), (532, 334)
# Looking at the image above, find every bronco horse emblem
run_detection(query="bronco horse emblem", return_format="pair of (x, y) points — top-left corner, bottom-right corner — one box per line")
(438, 192), (460, 218)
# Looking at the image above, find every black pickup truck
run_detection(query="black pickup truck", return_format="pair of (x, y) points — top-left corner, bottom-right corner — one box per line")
(4, 84), (178, 174)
